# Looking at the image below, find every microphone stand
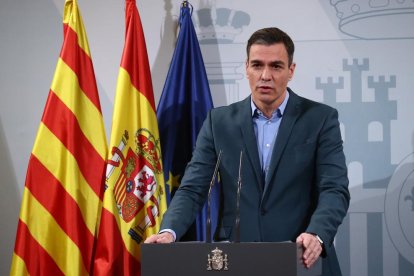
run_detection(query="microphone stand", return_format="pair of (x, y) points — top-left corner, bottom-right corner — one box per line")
(206, 150), (222, 243)
(235, 151), (243, 243)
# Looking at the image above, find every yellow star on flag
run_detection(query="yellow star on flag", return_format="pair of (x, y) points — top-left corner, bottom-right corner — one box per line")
(167, 171), (181, 193)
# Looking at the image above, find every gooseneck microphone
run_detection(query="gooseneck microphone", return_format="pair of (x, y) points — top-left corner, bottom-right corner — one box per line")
(234, 150), (243, 243)
(206, 150), (223, 243)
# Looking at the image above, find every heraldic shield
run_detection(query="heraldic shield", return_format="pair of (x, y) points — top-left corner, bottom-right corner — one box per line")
(207, 247), (229, 271)
(106, 128), (163, 243)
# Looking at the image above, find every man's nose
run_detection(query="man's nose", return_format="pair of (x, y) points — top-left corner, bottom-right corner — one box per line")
(261, 67), (271, 81)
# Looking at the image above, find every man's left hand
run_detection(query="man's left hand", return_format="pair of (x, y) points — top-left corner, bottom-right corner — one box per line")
(296, 232), (322, 268)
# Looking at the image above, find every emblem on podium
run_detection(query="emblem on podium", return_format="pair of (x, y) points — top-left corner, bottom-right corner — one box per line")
(207, 247), (229, 271)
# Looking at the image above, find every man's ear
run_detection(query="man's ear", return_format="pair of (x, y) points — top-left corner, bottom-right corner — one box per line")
(288, 62), (296, 80)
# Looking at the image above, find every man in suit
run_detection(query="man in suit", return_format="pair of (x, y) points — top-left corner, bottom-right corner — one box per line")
(145, 27), (350, 276)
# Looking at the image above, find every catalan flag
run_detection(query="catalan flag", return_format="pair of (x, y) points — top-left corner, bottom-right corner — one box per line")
(93, 0), (167, 275)
(10, 0), (107, 275)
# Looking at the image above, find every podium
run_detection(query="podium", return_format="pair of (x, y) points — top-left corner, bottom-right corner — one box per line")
(141, 242), (322, 276)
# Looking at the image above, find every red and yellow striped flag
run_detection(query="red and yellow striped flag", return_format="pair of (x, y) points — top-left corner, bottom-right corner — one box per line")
(93, 0), (167, 275)
(10, 0), (107, 275)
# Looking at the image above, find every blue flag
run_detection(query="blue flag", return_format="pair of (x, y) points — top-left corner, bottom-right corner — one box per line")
(157, 2), (218, 241)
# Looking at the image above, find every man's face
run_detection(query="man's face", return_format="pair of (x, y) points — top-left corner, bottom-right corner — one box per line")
(246, 43), (295, 112)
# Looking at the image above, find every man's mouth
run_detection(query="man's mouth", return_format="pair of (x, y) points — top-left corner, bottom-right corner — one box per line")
(258, 85), (273, 91)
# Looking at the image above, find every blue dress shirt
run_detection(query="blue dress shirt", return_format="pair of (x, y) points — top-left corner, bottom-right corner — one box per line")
(251, 91), (289, 180)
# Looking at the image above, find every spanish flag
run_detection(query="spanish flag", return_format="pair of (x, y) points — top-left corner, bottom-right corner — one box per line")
(93, 0), (167, 275)
(10, 0), (107, 274)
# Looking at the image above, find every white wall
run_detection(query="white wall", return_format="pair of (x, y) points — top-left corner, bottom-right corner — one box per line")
(1, 0), (413, 275)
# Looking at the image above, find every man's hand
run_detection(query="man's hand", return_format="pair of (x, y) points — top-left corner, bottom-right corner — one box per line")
(144, 232), (174, 244)
(296, 233), (322, 268)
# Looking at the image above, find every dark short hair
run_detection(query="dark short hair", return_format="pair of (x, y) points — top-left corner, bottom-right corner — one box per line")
(246, 27), (295, 66)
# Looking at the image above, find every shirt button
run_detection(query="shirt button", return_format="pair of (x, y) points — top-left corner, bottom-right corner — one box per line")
(266, 143), (270, 147)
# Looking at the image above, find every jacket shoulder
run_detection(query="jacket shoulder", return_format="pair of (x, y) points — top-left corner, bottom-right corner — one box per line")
(210, 97), (250, 118)
(291, 91), (337, 115)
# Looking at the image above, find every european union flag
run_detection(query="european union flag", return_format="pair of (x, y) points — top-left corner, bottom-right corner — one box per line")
(157, 1), (218, 241)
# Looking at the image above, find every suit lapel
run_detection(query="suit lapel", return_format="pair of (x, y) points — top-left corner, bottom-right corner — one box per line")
(264, 90), (302, 194)
(238, 97), (263, 192)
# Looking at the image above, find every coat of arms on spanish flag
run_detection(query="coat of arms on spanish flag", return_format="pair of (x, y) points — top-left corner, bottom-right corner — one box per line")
(107, 128), (163, 232)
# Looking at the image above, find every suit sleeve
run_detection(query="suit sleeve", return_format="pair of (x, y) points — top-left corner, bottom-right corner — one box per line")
(305, 108), (350, 251)
(160, 111), (217, 240)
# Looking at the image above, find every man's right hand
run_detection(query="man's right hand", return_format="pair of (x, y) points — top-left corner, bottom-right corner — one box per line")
(144, 232), (174, 244)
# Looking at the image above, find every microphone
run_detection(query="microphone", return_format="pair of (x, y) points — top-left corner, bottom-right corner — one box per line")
(206, 150), (223, 243)
(234, 151), (243, 243)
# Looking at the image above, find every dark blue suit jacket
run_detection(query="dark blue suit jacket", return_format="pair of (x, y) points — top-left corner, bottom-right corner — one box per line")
(161, 89), (350, 275)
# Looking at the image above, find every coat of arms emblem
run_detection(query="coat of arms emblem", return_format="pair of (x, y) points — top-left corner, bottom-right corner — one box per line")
(106, 128), (163, 243)
(207, 247), (229, 271)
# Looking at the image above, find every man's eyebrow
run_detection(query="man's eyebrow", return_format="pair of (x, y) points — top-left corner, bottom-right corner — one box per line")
(249, 59), (286, 66)
(249, 59), (263, 64)
(270, 60), (285, 66)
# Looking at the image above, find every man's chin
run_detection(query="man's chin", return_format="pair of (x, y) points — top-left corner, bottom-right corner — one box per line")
(255, 93), (274, 102)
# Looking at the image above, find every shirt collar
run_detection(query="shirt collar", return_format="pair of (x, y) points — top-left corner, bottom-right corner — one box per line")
(251, 90), (290, 118)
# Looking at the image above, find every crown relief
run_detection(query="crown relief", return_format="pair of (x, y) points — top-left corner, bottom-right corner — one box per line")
(191, 4), (250, 43)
